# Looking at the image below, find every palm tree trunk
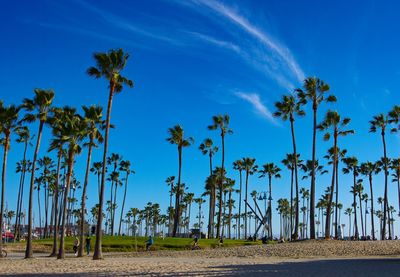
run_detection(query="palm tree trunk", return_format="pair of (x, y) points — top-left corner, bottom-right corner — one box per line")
(325, 133), (337, 239)
(37, 188), (42, 239)
(228, 190), (232, 239)
(216, 134), (225, 238)
(290, 117), (300, 239)
(112, 182), (118, 235)
(94, 83), (115, 260)
(78, 142), (93, 257)
(238, 170), (242, 239)
(268, 175), (273, 240)
(334, 156), (339, 238)
(0, 134), (10, 257)
(289, 168), (293, 238)
(15, 141), (29, 241)
(353, 172), (359, 238)
(369, 175), (375, 240)
(172, 146), (182, 237)
(244, 171), (249, 239)
(26, 120), (44, 258)
(118, 171), (129, 236)
(310, 104), (317, 239)
(382, 131), (388, 240)
(50, 150), (62, 257)
(359, 193), (364, 237)
(58, 149), (74, 259)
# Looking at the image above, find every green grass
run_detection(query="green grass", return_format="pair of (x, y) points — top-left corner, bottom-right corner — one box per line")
(31, 236), (262, 252)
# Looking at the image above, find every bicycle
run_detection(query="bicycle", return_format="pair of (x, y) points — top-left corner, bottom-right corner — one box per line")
(1, 249), (7, 258)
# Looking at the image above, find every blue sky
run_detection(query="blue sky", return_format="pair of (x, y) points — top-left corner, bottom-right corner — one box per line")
(1, 0), (400, 236)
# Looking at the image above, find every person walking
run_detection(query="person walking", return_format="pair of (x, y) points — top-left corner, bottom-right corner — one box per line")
(73, 237), (80, 256)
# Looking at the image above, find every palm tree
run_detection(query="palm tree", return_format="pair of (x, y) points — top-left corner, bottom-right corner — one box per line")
(274, 94), (305, 239)
(300, 187), (310, 238)
(233, 159), (244, 239)
(208, 114), (232, 238)
(344, 207), (353, 238)
(87, 48), (133, 259)
(194, 197), (205, 235)
(14, 127), (31, 241)
(37, 156), (54, 238)
(360, 161), (380, 240)
(342, 156), (359, 238)
(107, 153), (122, 236)
(259, 162), (281, 240)
(0, 103), (20, 257)
(118, 160), (134, 236)
(22, 88), (55, 258)
(241, 158), (258, 239)
(296, 77), (336, 239)
(317, 110), (354, 238)
(166, 124), (194, 237)
(165, 176), (175, 235)
(90, 162), (103, 201)
(199, 138), (218, 238)
(56, 108), (85, 259)
(390, 159), (400, 216)
(369, 114), (390, 240)
(281, 153), (302, 237)
(78, 105), (104, 257)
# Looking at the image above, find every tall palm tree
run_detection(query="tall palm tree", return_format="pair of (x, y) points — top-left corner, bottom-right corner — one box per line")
(166, 124), (194, 237)
(208, 114), (232, 238)
(118, 160), (134, 236)
(87, 48), (133, 259)
(199, 138), (218, 238)
(56, 108), (85, 259)
(23, 88), (55, 258)
(87, 49), (133, 260)
(233, 159), (244, 239)
(369, 114), (390, 240)
(342, 156), (359, 238)
(241, 158), (258, 239)
(0, 103), (20, 257)
(14, 127), (31, 241)
(259, 162), (281, 240)
(360, 161), (380, 240)
(317, 110), (353, 238)
(274, 94), (305, 239)
(296, 77), (336, 239)
(37, 156), (54, 238)
(78, 105), (104, 257)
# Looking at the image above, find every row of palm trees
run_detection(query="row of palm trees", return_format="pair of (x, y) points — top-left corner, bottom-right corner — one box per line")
(0, 48), (133, 260)
(1, 48), (400, 261)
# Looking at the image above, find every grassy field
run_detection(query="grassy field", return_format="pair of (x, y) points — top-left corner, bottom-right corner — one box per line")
(29, 236), (263, 252)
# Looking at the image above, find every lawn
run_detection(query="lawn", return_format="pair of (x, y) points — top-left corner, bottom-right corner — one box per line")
(30, 236), (263, 252)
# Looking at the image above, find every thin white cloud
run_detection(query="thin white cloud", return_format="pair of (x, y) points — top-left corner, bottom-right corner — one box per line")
(186, 31), (241, 53)
(188, 0), (305, 85)
(235, 92), (278, 125)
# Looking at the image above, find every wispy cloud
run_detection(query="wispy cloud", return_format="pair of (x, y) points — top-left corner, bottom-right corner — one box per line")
(75, 0), (182, 45)
(190, 0), (305, 84)
(235, 92), (278, 125)
(186, 31), (241, 53)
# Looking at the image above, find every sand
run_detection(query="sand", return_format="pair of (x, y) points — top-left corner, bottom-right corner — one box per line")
(1, 240), (400, 276)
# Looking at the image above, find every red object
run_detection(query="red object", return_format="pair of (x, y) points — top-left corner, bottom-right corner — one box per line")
(2, 232), (14, 239)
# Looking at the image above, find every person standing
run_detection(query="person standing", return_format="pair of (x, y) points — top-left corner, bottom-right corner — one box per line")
(85, 236), (91, 255)
(73, 237), (80, 256)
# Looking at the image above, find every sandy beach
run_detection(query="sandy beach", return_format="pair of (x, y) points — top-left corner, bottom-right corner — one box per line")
(2, 240), (400, 276)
